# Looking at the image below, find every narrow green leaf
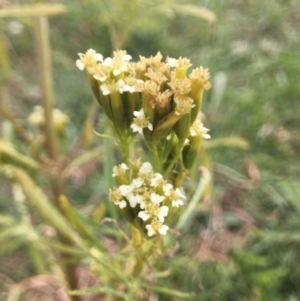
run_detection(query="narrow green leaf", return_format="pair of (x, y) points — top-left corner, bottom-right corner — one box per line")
(14, 168), (84, 247)
(176, 167), (211, 231)
(69, 286), (127, 298)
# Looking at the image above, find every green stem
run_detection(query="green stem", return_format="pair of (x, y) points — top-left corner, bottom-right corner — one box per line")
(149, 144), (161, 172)
(163, 143), (185, 178)
(34, 15), (59, 160)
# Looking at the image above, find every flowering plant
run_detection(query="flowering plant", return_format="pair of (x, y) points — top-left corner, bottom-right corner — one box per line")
(77, 49), (211, 238)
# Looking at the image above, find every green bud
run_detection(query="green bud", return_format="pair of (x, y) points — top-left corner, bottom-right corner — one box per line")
(152, 111), (181, 143)
(173, 112), (191, 146)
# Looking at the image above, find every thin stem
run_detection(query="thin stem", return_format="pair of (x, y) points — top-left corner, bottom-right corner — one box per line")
(34, 15), (59, 161)
(34, 15), (80, 300)
(149, 144), (161, 172)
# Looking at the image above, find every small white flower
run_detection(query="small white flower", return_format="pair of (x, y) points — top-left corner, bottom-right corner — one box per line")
(76, 49), (103, 71)
(189, 120), (211, 139)
(130, 109), (153, 134)
(170, 188), (185, 207)
(112, 163), (129, 177)
(145, 220), (169, 237)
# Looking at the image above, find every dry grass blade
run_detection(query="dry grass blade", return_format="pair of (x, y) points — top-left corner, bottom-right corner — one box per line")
(172, 4), (217, 23)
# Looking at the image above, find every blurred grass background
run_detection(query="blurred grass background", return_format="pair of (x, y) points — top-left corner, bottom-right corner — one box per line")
(1, 0), (300, 300)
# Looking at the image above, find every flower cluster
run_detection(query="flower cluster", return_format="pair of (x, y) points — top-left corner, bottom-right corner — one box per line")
(109, 161), (185, 237)
(76, 49), (211, 145)
(28, 106), (69, 134)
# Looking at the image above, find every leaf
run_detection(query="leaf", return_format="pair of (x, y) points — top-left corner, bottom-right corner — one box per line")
(0, 140), (39, 171)
(176, 166), (211, 231)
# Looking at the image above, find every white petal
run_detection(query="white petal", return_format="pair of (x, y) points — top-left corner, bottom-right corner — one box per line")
(100, 84), (110, 95)
(139, 162), (153, 174)
(76, 59), (85, 71)
(93, 74), (107, 82)
(172, 200), (184, 207)
(123, 54), (132, 61)
(131, 123), (143, 134)
(145, 225), (155, 237)
(163, 183), (173, 196)
(118, 200), (127, 209)
(95, 53), (103, 62)
(150, 173), (163, 187)
(147, 123), (153, 131)
(133, 109), (145, 117)
(166, 58), (177, 67)
(138, 211), (150, 221)
(112, 166), (118, 177)
(103, 57), (113, 66)
(120, 163), (129, 170)
(119, 185), (131, 196)
(158, 206), (169, 221)
(175, 188), (186, 199)
(151, 193), (165, 204)
(121, 65), (128, 72)
(131, 178), (143, 188)
(86, 49), (96, 55)
(113, 69), (121, 76)
(159, 224), (169, 235)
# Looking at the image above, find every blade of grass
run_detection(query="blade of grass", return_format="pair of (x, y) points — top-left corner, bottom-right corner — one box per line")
(176, 166), (211, 232)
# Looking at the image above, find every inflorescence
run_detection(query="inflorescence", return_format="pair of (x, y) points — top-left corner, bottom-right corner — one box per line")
(76, 49), (212, 237)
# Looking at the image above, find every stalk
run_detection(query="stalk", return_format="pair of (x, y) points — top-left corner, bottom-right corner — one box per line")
(34, 15), (80, 300)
